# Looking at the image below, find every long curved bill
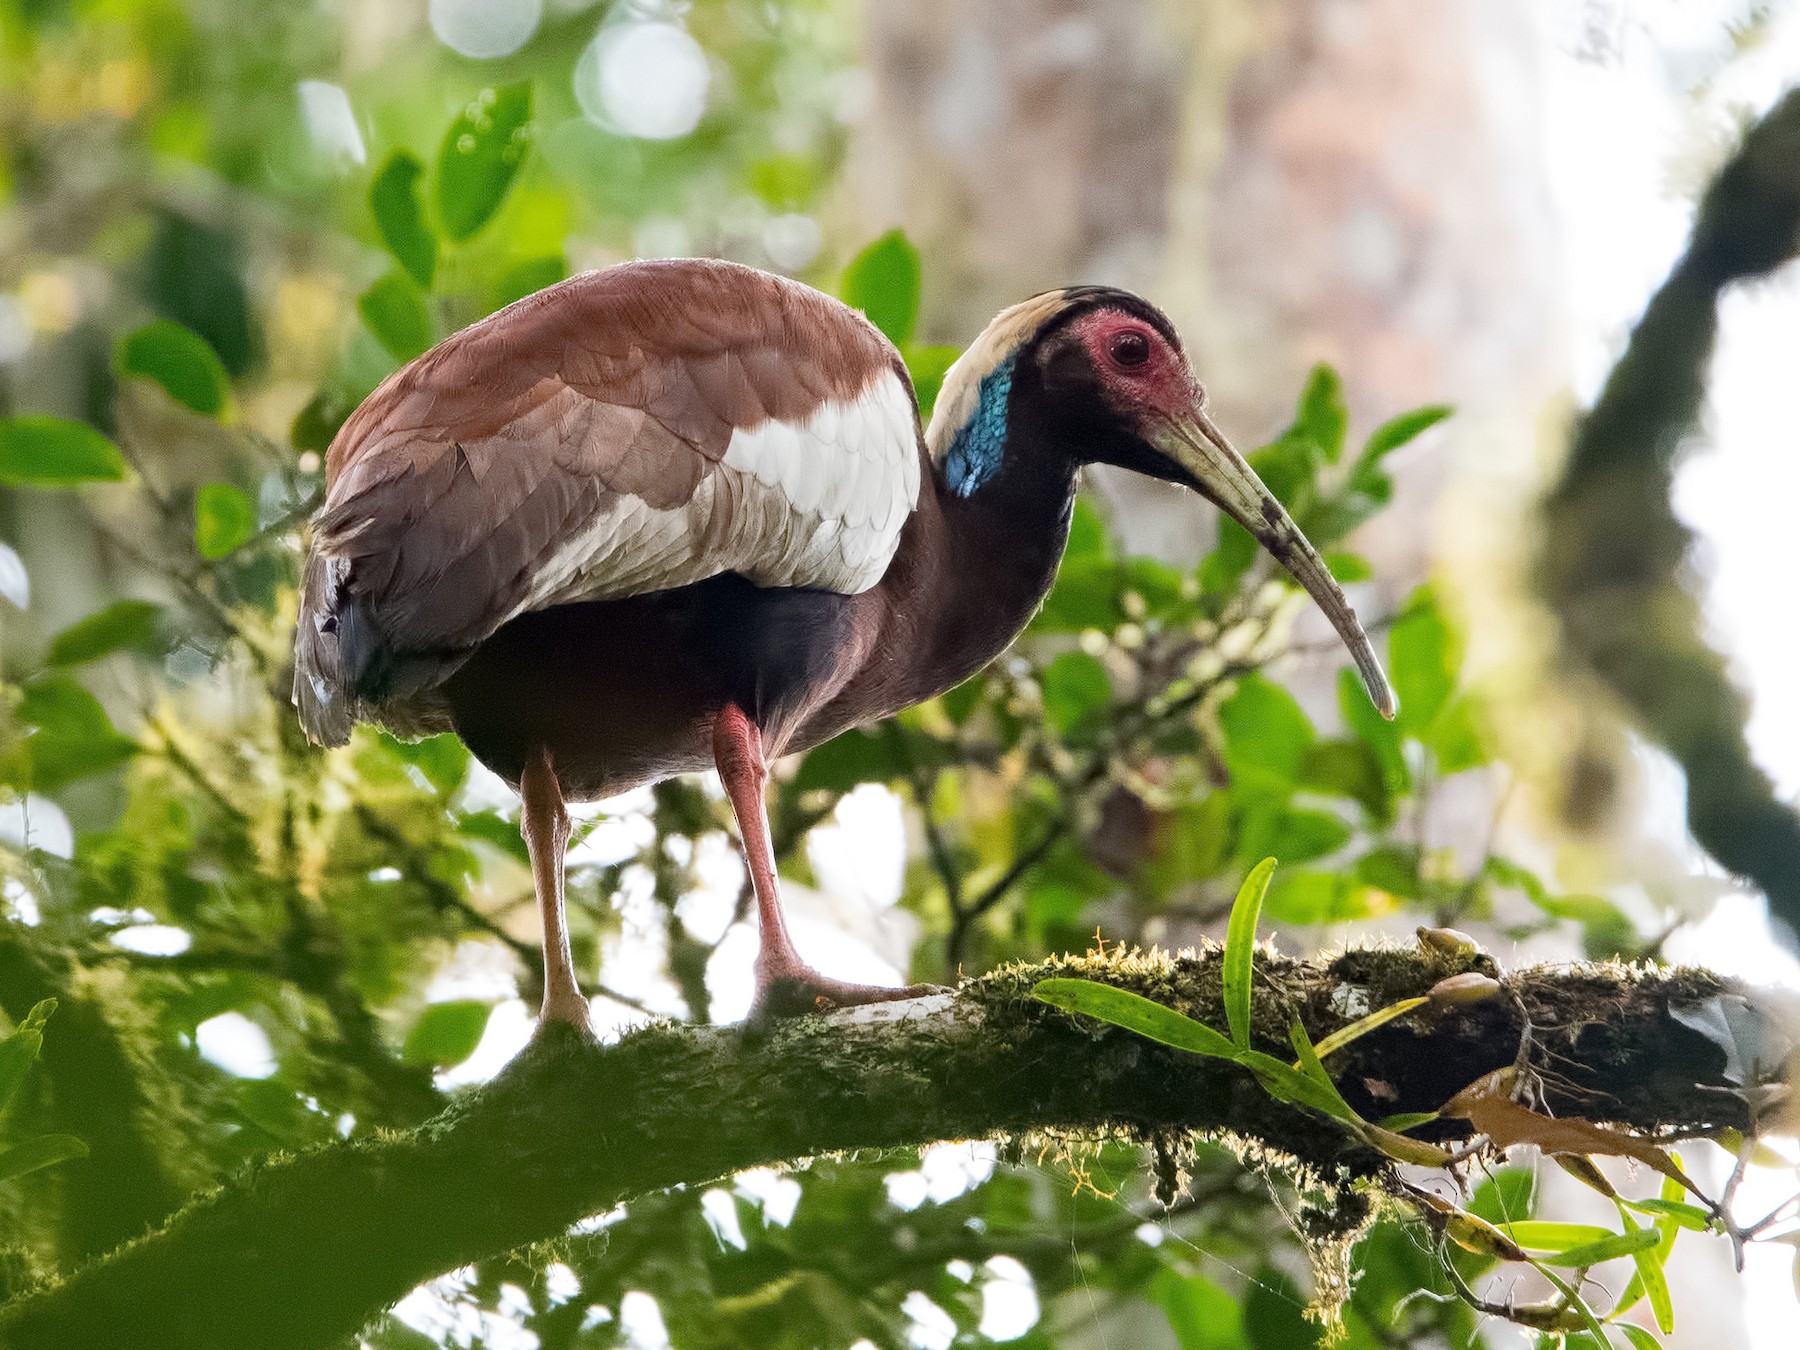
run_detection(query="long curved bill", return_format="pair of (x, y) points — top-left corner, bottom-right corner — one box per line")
(1156, 408), (1398, 720)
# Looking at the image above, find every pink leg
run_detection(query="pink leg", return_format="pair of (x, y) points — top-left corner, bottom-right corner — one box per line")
(713, 704), (939, 1021)
(520, 748), (593, 1036)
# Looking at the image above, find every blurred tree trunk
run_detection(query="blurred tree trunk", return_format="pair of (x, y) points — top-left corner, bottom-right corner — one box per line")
(845, 0), (1559, 578)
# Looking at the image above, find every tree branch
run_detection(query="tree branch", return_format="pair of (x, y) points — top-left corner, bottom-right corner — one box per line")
(1539, 87), (1800, 931)
(0, 944), (1761, 1350)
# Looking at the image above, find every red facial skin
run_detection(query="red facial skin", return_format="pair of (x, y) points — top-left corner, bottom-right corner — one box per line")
(1065, 307), (1207, 430)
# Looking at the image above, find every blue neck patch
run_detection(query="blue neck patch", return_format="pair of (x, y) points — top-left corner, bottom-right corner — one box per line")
(942, 356), (1015, 498)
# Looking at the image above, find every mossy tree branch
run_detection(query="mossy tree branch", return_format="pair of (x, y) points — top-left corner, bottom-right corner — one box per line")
(1539, 88), (1800, 930)
(0, 946), (1757, 1350)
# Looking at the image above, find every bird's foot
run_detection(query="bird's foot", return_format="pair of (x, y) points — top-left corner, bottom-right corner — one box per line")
(530, 988), (595, 1041)
(747, 959), (947, 1028)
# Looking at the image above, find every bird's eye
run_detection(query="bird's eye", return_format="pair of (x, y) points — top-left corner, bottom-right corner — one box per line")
(1108, 330), (1151, 370)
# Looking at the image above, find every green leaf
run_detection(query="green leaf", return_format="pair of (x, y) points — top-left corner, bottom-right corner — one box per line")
(1340, 667), (1409, 796)
(905, 343), (959, 421)
(1031, 979), (1239, 1059)
(1612, 1326), (1663, 1350)
(46, 600), (165, 667)
(1535, 891), (1638, 958)
(1310, 996), (1427, 1060)
(1374, 1110), (1439, 1132)
(1296, 739), (1389, 823)
(401, 1000), (493, 1067)
(1323, 550), (1372, 582)
(1065, 497), (1112, 562)
(1263, 869), (1386, 925)
(1150, 1267), (1245, 1350)
(495, 256), (564, 310)
(1039, 650), (1111, 737)
(1198, 516), (1258, 595)
(1424, 694), (1486, 774)
(841, 230), (921, 346)
(1239, 805), (1350, 866)
(0, 1133), (88, 1182)
(194, 482), (257, 559)
(1360, 404), (1452, 463)
(1493, 1221), (1616, 1250)
(1388, 588), (1459, 735)
(1243, 1268), (1320, 1350)
(1291, 364), (1348, 463)
(1140, 792), (1230, 896)
(115, 320), (231, 416)
(1220, 675), (1315, 793)
(435, 83), (534, 242)
(1224, 858), (1276, 1050)
(1613, 1203), (1675, 1333)
(0, 416), (128, 487)
(1285, 1021), (1358, 1127)
(1621, 1197), (1712, 1231)
(455, 809), (530, 864)
(1533, 1227), (1662, 1267)
(0, 1000), (55, 1115)
(370, 150), (437, 288)
(13, 677), (138, 788)
(358, 272), (434, 363)
(383, 732), (470, 796)
(292, 389), (351, 455)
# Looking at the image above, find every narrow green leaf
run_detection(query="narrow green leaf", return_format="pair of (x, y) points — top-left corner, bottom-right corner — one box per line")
(401, 999), (493, 1067)
(1614, 1201), (1675, 1334)
(1534, 1227), (1661, 1267)
(841, 230), (921, 346)
(1373, 1110), (1439, 1133)
(1533, 1264), (1613, 1347)
(1223, 858), (1277, 1050)
(1494, 1221), (1616, 1249)
(0, 1133), (88, 1182)
(47, 600), (165, 667)
(0, 416), (128, 487)
(1030, 979), (1239, 1058)
(1360, 404), (1452, 463)
(1236, 1047), (1364, 1123)
(115, 320), (231, 416)
(369, 150), (437, 288)
(1310, 996), (1427, 1060)
(1620, 1197), (1713, 1231)
(194, 482), (257, 560)
(358, 272), (434, 363)
(435, 82), (533, 242)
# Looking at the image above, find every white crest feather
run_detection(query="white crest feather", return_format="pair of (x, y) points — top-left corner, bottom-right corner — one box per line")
(924, 290), (1069, 462)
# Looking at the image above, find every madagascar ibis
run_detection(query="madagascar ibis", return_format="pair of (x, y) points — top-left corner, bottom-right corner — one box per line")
(294, 259), (1395, 1032)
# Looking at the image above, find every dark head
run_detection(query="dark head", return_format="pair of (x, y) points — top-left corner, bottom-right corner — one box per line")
(926, 287), (1397, 719)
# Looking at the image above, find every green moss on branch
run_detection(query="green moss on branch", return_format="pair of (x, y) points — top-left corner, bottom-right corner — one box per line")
(0, 947), (1753, 1350)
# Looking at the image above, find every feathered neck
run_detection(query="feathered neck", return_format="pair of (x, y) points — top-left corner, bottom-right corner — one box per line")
(923, 290), (1070, 466)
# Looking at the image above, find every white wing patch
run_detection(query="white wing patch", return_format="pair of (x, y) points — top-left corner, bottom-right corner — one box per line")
(517, 369), (920, 619)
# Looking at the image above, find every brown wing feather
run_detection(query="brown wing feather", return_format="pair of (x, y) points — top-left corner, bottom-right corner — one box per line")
(293, 258), (908, 746)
